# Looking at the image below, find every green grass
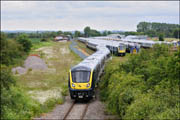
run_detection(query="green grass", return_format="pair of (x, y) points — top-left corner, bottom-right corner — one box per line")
(31, 41), (55, 50)
(29, 38), (41, 44)
(15, 41), (82, 118)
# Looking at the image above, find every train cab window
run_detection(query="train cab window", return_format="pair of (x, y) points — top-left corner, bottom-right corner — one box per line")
(72, 71), (91, 83)
(119, 45), (126, 50)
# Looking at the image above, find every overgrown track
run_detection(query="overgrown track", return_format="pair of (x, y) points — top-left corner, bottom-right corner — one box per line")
(63, 100), (89, 120)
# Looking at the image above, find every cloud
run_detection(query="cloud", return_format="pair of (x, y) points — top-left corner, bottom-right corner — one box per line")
(1, 1), (179, 31)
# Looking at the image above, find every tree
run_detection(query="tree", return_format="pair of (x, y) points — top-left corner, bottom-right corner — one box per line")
(63, 32), (72, 36)
(57, 30), (63, 35)
(159, 33), (164, 41)
(173, 28), (180, 39)
(102, 31), (108, 36)
(74, 31), (82, 38)
(0, 32), (25, 65)
(107, 31), (112, 35)
(137, 22), (180, 37)
(90, 29), (101, 36)
(84, 26), (91, 37)
(16, 34), (32, 53)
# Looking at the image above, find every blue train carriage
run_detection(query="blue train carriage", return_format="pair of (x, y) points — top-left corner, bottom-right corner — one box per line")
(68, 48), (110, 100)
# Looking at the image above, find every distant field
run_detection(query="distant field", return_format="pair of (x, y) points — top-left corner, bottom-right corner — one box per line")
(29, 38), (41, 43)
(29, 38), (56, 50)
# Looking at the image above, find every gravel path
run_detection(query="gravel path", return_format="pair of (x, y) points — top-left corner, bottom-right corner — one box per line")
(35, 91), (117, 119)
(34, 96), (73, 119)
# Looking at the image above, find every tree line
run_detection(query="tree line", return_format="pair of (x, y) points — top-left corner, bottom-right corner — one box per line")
(5, 27), (115, 40)
(4, 22), (180, 41)
(137, 22), (180, 38)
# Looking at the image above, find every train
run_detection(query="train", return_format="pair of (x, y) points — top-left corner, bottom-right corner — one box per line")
(78, 37), (140, 55)
(68, 37), (141, 100)
(69, 37), (177, 100)
(68, 45), (110, 99)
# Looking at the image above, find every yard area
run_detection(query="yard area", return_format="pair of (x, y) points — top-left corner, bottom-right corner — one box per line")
(15, 41), (81, 106)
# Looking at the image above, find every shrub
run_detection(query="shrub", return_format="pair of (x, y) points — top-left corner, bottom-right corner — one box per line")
(1, 67), (41, 119)
(16, 34), (32, 53)
(158, 33), (164, 41)
(100, 44), (179, 119)
(41, 38), (49, 42)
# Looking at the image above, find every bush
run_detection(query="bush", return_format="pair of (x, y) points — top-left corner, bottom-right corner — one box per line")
(40, 38), (49, 42)
(1, 66), (41, 119)
(0, 32), (27, 66)
(158, 33), (164, 41)
(16, 34), (32, 53)
(100, 44), (179, 119)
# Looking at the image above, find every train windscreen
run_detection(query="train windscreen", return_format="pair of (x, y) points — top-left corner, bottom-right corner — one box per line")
(72, 71), (90, 83)
(119, 45), (126, 50)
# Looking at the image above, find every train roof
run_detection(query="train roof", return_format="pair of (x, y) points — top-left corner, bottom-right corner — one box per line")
(71, 44), (110, 71)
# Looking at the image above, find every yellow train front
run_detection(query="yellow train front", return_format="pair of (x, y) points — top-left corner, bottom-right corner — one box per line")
(68, 66), (95, 100)
(118, 44), (126, 56)
(106, 43), (126, 56)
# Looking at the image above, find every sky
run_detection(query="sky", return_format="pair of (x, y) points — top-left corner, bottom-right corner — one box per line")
(1, 1), (179, 31)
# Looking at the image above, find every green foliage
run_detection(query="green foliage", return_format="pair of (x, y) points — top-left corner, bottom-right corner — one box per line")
(83, 26), (102, 37)
(173, 28), (180, 38)
(63, 31), (72, 36)
(43, 98), (63, 112)
(159, 33), (164, 41)
(1, 66), (41, 119)
(84, 26), (91, 37)
(0, 66), (16, 90)
(124, 31), (145, 36)
(137, 21), (180, 37)
(1, 86), (42, 119)
(40, 38), (49, 42)
(74, 30), (83, 38)
(0, 32), (26, 65)
(61, 84), (68, 96)
(16, 34), (32, 53)
(100, 44), (179, 119)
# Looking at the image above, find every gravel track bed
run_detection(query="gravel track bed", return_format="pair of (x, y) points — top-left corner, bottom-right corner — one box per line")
(65, 102), (87, 119)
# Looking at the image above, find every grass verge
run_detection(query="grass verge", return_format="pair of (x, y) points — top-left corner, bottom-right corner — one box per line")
(75, 40), (95, 55)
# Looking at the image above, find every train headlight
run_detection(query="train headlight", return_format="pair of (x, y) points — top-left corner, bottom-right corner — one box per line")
(86, 83), (90, 87)
(72, 83), (75, 87)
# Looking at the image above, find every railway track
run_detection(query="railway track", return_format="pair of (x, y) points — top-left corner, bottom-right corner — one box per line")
(63, 101), (89, 120)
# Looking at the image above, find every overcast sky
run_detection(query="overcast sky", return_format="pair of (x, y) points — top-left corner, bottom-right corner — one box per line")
(1, 1), (179, 31)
